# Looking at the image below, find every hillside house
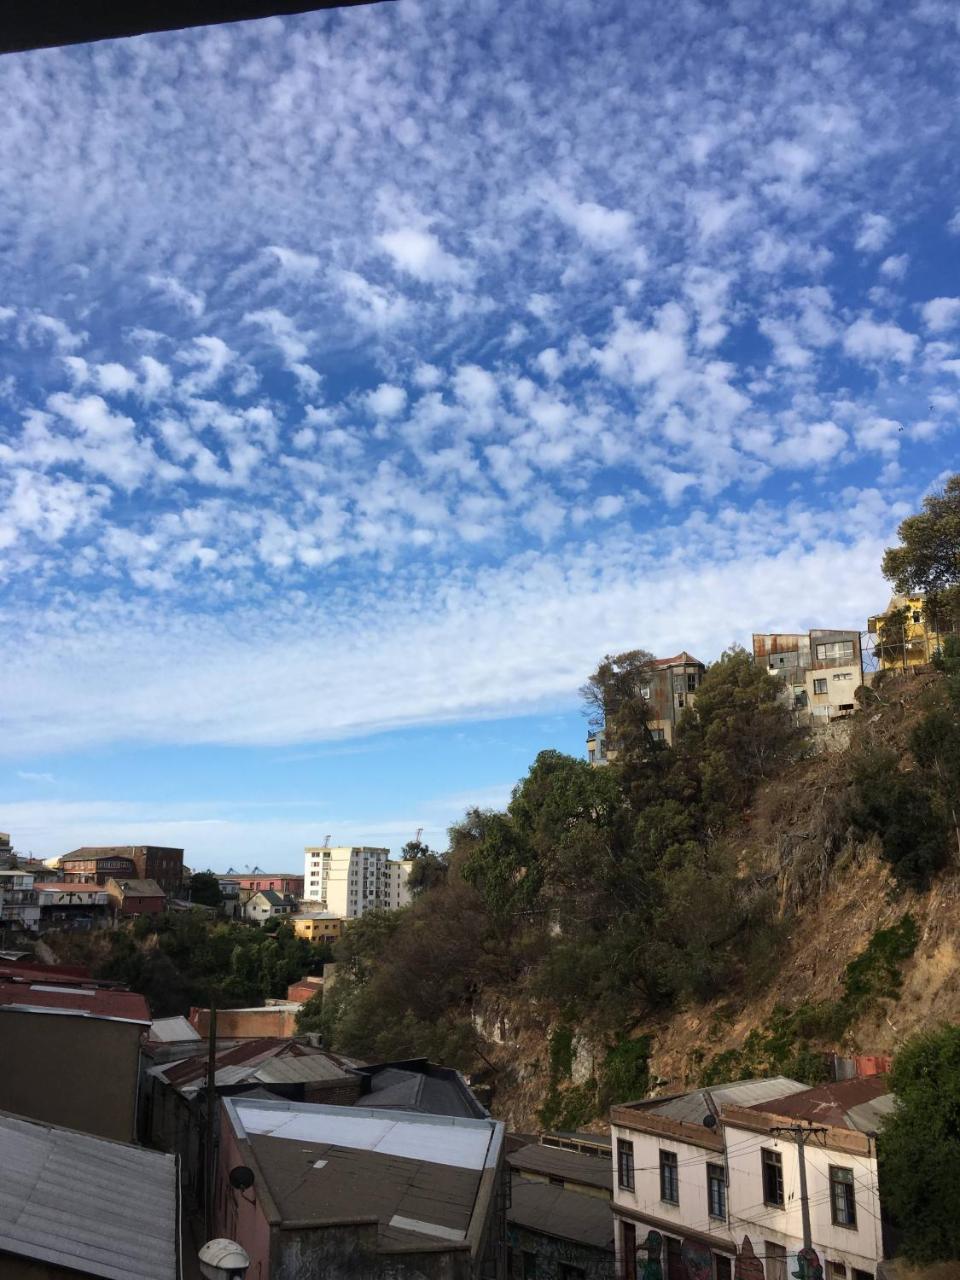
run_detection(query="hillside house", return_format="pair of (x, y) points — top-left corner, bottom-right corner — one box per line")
(243, 888), (297, 923)
(753, 630), (864, 723)
(610, 1076), (890, 1280)
(587, 652), (706, 764)
(105, 877), (166, 917)
(507, 1141), (615, 1280)
(866, 594), (958, 670)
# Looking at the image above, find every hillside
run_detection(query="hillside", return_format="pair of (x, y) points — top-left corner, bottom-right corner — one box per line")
(321, 657), (960, 1131)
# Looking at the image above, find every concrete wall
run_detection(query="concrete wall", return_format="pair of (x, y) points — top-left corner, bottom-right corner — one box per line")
(190, 1005), (300, 1037)
(0, 1009), (141, 1142)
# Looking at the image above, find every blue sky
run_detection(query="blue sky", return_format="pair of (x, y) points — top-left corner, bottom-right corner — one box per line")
(1, 0), (958, 868)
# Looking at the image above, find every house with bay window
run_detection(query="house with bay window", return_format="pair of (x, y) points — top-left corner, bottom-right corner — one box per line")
(610, 1076), (891, 1280)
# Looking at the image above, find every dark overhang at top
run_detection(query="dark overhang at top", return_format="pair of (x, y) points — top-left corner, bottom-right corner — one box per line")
(0, 1), (392, 56)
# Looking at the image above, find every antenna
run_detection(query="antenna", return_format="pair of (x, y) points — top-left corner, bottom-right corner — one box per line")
(414, 827), (423, 843)
(322, 834), (331, 848)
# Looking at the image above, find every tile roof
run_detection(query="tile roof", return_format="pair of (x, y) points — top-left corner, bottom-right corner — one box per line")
(0, 1109), (177, 1280)
(508, 1143), (612, 1191)
(508, 1179), (615, 1251)
(227, 1097), (503, 1252)
(749, 1075), (894, 1133)
(0, 979), (150, 1024)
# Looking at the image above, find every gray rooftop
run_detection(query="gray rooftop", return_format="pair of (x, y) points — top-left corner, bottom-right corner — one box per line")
(647, 1077), (808, 1125)
(228, 1097), (503, 1252)
(357, 1061), (489, 1120)
(508, 1179), (615, 1251)
(0, 1110), (177, 1280)
(509, 1143), (612, 1192)
(148, 1014), (201, 1043)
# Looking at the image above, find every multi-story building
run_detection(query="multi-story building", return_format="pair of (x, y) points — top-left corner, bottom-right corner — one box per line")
(303, 846), (415, 918)
(36, 880), (112, 931)
(60, 845), (183, 893)
(587, 652), (706, 764)
(228, 871), (306, 897)
(291, 912), (345, 945)
(0, 869), (40, 932)
(610, 1076), (890, 1280)
(753, 630), (863, 723)
(866, 594), (958, 670)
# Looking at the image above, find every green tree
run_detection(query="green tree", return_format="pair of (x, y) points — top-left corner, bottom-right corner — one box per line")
(850, 746), (950, 889)
(188, 871), (223, 908)
(295, 988), (324, 1034)
(580, 648), (660, 758)
(879, 1025), (960, 1262)
(882, 474), (960, 625)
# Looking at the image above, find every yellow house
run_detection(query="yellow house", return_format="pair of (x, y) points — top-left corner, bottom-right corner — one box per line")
(291, 913), (344, 945)
(867, 594), (956, 670)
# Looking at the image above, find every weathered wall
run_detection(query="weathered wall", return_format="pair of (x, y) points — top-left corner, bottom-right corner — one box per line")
(190, 1005), (299, 1037)
(507, 1223), (614, 1280)
(277, 1226), (474, 1280)
(0, 1010), (141, 1142)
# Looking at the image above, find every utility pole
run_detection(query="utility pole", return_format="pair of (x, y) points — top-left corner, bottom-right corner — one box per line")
(204, 1005), (218, 1239)
(770, 1123), (827, 1251)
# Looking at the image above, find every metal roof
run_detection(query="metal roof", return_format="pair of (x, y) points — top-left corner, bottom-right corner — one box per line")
(649, 1077), (808, 1125)
(508, 1143), (612, 1191)
(508, 1179), (615, 1251)
(0, 1110), (177, 1280)
(0, 980), (150, 1025)
(227, 1097), (502, 1251)
(148, 1015), (202, 1043)
(748, 1076), (894, 1134)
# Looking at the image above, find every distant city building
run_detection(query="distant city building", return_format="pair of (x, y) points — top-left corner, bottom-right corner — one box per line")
(227, 871), (306, 897)
(105, 877), (167, 918)
(753, 629), (864, 722)
(867, 594), (958, 670)
(243, 888), (298, 923)
(291, 912), (345, 945)
(303, 846), (414, 918)
(587, 651), (706, 764)
(189, 1003), (302, 1038)
(36, 880), (112, 931)
(60, 845), (183, 893)
(0, 868), (40, 932)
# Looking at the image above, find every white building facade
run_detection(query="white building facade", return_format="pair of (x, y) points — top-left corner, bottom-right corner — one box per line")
(303, 846), (414, 918)
(610, 1079), (887, 1280)
(0, 870), (40, 931)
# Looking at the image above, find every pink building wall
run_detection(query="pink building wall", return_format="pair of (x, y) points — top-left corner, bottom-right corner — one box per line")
(215, 1103), (273, 1280)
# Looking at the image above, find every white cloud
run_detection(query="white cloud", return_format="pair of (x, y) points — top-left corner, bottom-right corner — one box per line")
(548, 188), (635, 250)
(880, 254), (909, 280)
(377, 227), (468, 284)
(148, 274), (205, 318)
(264, 245), (321, 279)
(17, 771), (55, 783)
(855, 213), (893, 252)
(366, 383), (407, 417)
(921, 296), (960, 333)
(843, 316), (917, 364)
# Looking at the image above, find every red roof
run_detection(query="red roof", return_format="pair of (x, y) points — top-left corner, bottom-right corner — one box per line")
(0, 961), (92, 981)
(36, 881), (107, 893)
(0, 978), (150, 1024)
(162, 1037), (304, 1086)
(749, 1075), (890, 1129)
(653, 651), (703, 667)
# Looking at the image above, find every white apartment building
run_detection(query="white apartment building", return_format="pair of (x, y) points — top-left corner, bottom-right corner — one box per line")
(610, 1077), (890, 1280)
(0, 869), (40, 932)
(303, 846), (415, 918)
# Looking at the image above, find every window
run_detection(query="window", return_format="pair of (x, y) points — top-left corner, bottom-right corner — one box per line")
(830, 1166), (857, 1227)
(687, 673), (698, 692)
(706, 1163), (725, 1218)
(548, 1174), (564, 1186)
(617, 1138), (635, 1190)
(816, 639), (854, 661)
(827, 1265), (846, 1280)
(621, 1222), (637, 1280)
(651, 728), (666, 742)
(523, 1252), (537, 1280)
(832, 671), (853, 681)
(588, 748), (596, 763)
(641, 685), (651, 700)
(813, 678), (828, 695)
(676, 692), (685, 708)
(659, 1149), (679, 1203)
(912, 610), (922, 624)
(715, 1258), (733, 1280)
(761, 1149), (784, 1206)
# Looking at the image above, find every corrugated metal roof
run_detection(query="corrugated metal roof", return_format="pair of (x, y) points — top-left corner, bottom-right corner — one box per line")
(509, 1143), (612, 1191)
(255, 1054), (349, 1085)
(0, 1109), (177, 1280)
(508, 1178), (615, 1251)
(0, 980), (150, 1024)
(748, 1076), (894, 1133)
(650, 1077), (807, 1125)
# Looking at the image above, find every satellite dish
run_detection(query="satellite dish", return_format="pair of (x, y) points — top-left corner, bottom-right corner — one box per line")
(703, 1113), (717, 1129)
(228, 1166), (255, 1191)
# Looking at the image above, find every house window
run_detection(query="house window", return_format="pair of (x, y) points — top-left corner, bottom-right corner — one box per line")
(832, 672), (853, 681)
(706, 1163), (725, 1218)
(715, 1258), (733, 1280)
(912, 610), (922, 624)
(813, 678), (828, 695)
(830, 1166), (857, 1227)
(588, 748), (596, 763)
(687, 673), (698, 692)
(617, 1138), (635, 1190)
(761, 1149), (784, 1206)
(676, 692), (685, 709)
(827, 1265), (846, 1280)
(659, 1150), (679, 1203)
(622, 1221), (637, 1280)
(816, 640), (854, 661)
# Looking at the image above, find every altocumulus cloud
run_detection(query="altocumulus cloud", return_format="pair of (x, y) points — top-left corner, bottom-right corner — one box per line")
(0, 0), (958, 755)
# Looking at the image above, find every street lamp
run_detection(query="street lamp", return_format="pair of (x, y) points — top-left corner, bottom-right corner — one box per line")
(198, 1239), (251, 1280)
